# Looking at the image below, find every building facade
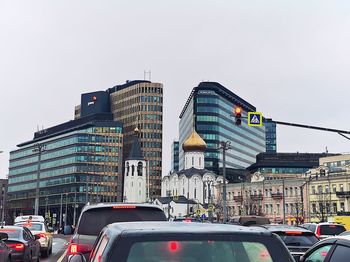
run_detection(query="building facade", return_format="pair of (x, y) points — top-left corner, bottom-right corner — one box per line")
(75, 80), (163, 198)
(162, 129), (223, 210)
(123, 128), (147, 203)
(265, 119), (277, 153)
(179, 82), (267, 174)
(224, 173), (306, 225)
(8, 113), (123, 226)
(0, 179), (10, 224)
(171, 141), (179, 173)
(247, 152), (336, 175)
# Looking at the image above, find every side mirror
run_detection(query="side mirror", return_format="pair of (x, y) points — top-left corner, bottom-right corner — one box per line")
(48, 227), (54, 233)
(0, 232), (8, 241)
(299, 256), (305, 262)
(34, 235), (40, 240)
(68, 254), (87, 262)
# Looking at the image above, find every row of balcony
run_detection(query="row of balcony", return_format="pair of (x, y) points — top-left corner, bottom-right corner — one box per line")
(232, 192), (285, 202)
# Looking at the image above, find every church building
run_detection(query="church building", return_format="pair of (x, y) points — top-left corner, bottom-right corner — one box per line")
(123, 128), (147, 203)
(162, 129), (223, 206)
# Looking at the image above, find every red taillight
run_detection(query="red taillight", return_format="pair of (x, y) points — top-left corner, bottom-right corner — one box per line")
(36, 233), (46, 239)
(112, 205), (136, 209)
(7, 243), (25, 251)
(67, 243), (93, 255)
(316, 226), (321, 237)
(168, 241), (180, 252)
(285, 231), (302, 235)
(184, 219), (192, 223)
(260, 250), (271, 260)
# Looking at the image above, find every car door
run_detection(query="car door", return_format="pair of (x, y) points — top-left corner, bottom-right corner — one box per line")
(327, 240), (350, 262)
(302, 244), (334, 262)
(23, 227), (39, 261)
(0, 239), (7, 261)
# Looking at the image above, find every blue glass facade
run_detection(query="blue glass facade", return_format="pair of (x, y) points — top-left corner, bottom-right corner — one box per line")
(8, 116), (123, 226)
(171, 141), (179, 172)
(265, 119), (277, 153)
(179, 82), (266, 173)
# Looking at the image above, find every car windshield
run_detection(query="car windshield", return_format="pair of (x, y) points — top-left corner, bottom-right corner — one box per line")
(275, 233), (319, 246)
(78, 207), (166, 235)
(126, 240), (273, 262)
(320, 225), (345, 235)
(0, 228), (21, 239)
(16, 223), (43, 231)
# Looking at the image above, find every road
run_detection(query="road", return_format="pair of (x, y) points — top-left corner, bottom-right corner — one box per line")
(41, 235), (70, 262)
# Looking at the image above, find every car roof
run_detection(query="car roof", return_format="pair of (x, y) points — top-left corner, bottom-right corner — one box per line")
(0, 225), (24, 231)
(80, 202), (164, 213)
(260, 224), (312, 233)
(106, 221), (271, 236)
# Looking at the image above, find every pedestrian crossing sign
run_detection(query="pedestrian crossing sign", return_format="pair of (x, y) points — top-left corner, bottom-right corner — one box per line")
(248, 112), (263, 127)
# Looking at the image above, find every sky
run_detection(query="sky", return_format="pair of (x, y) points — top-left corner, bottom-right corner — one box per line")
(1, 0), (350, 179)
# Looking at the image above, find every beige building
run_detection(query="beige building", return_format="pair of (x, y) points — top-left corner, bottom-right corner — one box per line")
(306, 154), (350, 222)
(224, 173), (307, 224)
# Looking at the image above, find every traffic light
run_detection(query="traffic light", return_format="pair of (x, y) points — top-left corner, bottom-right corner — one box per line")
(234, 107), (242, 125)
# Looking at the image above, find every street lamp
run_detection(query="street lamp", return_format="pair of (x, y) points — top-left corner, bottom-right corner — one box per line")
(217, 141), (232, 223)
(33, 143), (46, 215)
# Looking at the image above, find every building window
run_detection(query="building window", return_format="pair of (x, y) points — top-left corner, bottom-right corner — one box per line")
(137, 162), (143, 176)
(194, 188), (197, 199)
(312, 186), (316, 194)
(199, 157), (201, 166)
(312, 203), (316, 213)
(340, 184), (344, 192)
(340, 202), (345, 212)
(333, 203), (338, 213)
(131, 165), (135, 176)
(276, 204), (280, 215)
(285, 188), (288, 197)
(333, 185), (337, 193)
(192, 157), (194, 166)
(325, 185), (329, 194)
(126, 162), (130, 176)
(318, 185), (323, 194)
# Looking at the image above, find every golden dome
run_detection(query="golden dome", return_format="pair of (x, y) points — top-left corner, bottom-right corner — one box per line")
(183, 130), (207, 152)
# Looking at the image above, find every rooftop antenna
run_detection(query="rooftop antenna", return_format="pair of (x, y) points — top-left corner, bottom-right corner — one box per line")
(144, 70), (151, 81)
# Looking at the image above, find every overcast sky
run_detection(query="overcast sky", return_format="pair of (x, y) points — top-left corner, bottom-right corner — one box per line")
(1, 0), (350, 179)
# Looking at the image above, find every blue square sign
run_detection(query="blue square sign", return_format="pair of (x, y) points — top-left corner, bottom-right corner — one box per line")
(248, 112), (263, 127)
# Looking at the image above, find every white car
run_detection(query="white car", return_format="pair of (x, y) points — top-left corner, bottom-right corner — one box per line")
(14, 215), (53, 258)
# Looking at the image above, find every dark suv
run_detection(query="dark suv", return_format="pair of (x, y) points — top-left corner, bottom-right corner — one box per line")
(67, 203), (166, 259)
(69, 222), (295, 262)
(260, 224), (319, 261)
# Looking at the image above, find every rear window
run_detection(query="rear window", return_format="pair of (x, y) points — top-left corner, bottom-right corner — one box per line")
(276, 233), (319, 246)
(0, 228), (21, 239)
(16, 223), (43, 231)
(126, 241), (273, 262)
(78, 207), (166, 235)
(320, 225), (345, 235)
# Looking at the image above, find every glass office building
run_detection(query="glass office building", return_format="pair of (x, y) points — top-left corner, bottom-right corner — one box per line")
(8, 113), (123, 226)
(265, 119), (277, 153)
(75, 80), (163, 198)
(171, 141), (179, 173)
(179, 82), (267, 174)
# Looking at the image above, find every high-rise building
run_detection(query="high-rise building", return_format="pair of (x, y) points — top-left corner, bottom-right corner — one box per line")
(75, 80), (163, 198)
(8, 109), (123, 225)
(179, 82), (267, 174)
(0, 179), (10, 224)
(171, 141), (179, 173)
(265, 119), (277, 153)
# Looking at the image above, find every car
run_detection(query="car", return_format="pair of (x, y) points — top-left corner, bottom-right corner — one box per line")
(300, 234), (350, 262)
(67, 203), (167, 260)
(228, 215), (270, 226)
(260, 224), (319, 261)
(301, 222), (346, 240)
(0, 225), (41, 262)
(170, 216), (202, 222)
(339, 230), (350, 236)
(68, 221), (295, 262)
(14, 215), (54, 257)
(0, 232), (11, 262)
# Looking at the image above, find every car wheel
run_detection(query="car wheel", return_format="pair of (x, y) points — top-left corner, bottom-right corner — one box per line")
(41, 249), (49, 258)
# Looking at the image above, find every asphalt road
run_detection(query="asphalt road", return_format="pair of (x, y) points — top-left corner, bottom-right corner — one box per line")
(41, 235), (70, 262)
